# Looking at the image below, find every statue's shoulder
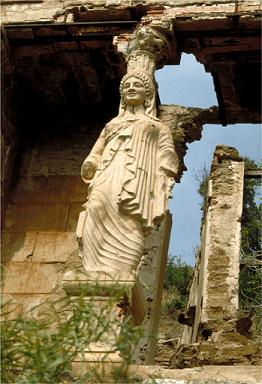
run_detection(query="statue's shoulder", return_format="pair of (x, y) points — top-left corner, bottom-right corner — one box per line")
(104, 117), (120, 132)
(105, 116), (118, 128)
(153, 119), (170, 132)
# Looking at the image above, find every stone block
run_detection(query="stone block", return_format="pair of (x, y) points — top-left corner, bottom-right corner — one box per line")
(6, 28), (34, 40)
(66, 203), (83, 232)
(53, 42), (79, 52)
(34, 26), (63, 37)
(1, 232), (36, 263)
(26, 264), (58, 293)
(2, 262), (30, 294)
(3, 203), (69, 232)
(10, 175), (87, 204)
(13, 44), (54, 58)
(79, 41), (108, 50)
(65, 176), (87, 203)
(2, 262), (58, 294)
(174, 17), (229, 32)
(1, 294), (23, 319)
(32, 231), (77, 263)
(10, 176), (67, 204)
(2, 293), (66, 318)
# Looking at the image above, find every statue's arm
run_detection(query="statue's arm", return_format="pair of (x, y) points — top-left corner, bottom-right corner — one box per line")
(81, 129), (106, 183)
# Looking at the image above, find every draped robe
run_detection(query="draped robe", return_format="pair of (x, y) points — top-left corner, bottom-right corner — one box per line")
(78, 115), (178, 272)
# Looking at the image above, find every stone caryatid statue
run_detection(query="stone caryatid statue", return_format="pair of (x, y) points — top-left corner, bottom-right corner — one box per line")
(77, 27), (179, 274)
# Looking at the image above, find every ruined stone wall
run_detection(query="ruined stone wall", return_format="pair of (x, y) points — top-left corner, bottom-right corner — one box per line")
(173, 145), (261, 367)
(2, 119), (105, 315)
(1, 0), (261, 368)
(180, 146), (244, 345)
(1, 0), (260, 24)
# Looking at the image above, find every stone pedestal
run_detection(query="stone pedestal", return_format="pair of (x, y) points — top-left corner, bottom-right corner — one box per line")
(62, 212), (172, 368)
(63, 268), (136, 366)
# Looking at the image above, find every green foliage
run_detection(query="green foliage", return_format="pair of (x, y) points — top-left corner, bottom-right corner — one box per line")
(1, 287), (142, 384)
(241, 158), (262, 254)
(163, 256), (193, 315)
(239, 158), (262, 335)
(239, 257), (262, 334)
(194, 165), (210, 225)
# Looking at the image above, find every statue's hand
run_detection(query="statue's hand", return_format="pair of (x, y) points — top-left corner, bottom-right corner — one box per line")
(81, 161), (97, 182)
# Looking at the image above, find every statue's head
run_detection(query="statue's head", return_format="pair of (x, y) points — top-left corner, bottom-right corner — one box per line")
(119, 71), (157, 117)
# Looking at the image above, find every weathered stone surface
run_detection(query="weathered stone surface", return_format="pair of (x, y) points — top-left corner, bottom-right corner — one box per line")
(32, 231), (77, 263)
(130, 364), (262, 383)
(132, 215), (172, 364)
(53, 41), (79, 52)
(201, 147), (244, 325)
(3, 262), (58, 294)
(2, 293), (66, 318)
(172, 146), (262, 368)
(2, 0), (260, 25)
(159, 105), (220, 181)
(1, 232), (36, 263)
(2, 263), (29, 294)
(10, 176), (87, 204)
(3, 203), (70, 232)
(172, 335), (262, 368)
(1, 0), (261, 373)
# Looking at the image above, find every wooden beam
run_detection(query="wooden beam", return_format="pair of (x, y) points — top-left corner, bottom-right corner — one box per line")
(244, 169), (262, 178)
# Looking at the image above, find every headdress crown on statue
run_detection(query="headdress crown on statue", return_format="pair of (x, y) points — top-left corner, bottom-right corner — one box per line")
(126, 26), (171, 77)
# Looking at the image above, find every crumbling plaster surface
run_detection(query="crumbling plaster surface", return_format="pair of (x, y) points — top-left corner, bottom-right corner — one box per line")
(1, 0), (260, 27)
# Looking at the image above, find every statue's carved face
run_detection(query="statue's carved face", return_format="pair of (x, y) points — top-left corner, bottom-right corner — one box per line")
(122, 76), (146, 106)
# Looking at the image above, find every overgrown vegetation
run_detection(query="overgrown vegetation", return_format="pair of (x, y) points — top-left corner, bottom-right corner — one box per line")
(239, 158), (262, 335)
(162, 255), (193, 316)
(196, 157), (262, 337)
(194, 165), (210, 225)
(1, 285), (143, 384)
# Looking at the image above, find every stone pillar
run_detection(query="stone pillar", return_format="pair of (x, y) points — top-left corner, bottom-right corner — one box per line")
(200, 145), (244, 332)
(179, 145), (245, 345)
(132, 213), (172, 364)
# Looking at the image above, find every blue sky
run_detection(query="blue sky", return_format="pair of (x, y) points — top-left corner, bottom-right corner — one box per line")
(156, 54), (262, 265)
